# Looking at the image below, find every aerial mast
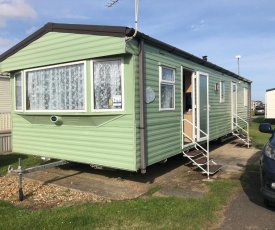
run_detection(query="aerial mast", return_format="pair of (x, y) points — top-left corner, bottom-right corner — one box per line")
(106, 0), (139, 40)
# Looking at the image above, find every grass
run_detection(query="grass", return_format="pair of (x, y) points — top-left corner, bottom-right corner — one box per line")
(0, 118), (270, 229)
(0, 153), (42, 176)
(250, 116), (274, 149)
(0, 180), (239, 230)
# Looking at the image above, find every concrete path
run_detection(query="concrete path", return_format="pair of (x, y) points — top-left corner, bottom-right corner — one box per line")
(210, 140), (275, 229)
(218, 171), (275, 230)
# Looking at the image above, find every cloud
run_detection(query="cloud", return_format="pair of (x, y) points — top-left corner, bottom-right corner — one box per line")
(0, 37), (18, 53)
(0, 37), (13, 46)
(0, 0), (37, 27)
(268, 16), (275, 22)
(26, 26), (37, 35)
(189, 20), (207, 32)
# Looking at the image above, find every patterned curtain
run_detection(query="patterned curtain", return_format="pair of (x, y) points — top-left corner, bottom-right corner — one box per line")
(26, 63), (85, 110)
(93, 60), (122, 109)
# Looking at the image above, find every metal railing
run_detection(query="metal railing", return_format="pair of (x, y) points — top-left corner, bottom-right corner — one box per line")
(232, 113), (250, 148)
(182, 118), (211, 178)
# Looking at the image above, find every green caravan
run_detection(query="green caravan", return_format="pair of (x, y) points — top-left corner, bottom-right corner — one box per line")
(0, 23), (252, 174)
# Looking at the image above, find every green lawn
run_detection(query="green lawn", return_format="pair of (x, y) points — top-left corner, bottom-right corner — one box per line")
(0, 118), (270, 230)
(250, 116), (273, 149)
(0, 153), (42, 176)
(0, 179), (239, 230)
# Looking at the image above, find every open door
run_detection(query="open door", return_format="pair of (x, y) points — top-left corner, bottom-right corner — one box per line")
(194, 72), (209, 142)
(231, 82), (237, 129)
(182, 69), (209, 145)
(182, 68), (194, 146)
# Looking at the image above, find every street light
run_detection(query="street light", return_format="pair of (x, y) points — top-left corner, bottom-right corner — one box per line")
(236, 55), (241, 76)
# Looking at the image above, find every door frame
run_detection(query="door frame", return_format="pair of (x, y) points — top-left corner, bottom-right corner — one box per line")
(231, 82), (238, 130)
(194, 72), (209, 142)
(181, 67), (195, 148)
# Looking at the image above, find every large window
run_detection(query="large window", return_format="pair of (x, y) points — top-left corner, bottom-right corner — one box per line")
(15, 72), (22, 111)
(159, 66), (175, 110)
(93, 59), (123, 110)
(25, 62), (85, 111)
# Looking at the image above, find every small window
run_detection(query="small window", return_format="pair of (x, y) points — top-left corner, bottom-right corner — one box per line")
(93, 59), (123, 111)
(244, 88), (248, 106)
(15, 72), (22, 111)
(159, 66), (175, 110)
(220, 81), (225, 103)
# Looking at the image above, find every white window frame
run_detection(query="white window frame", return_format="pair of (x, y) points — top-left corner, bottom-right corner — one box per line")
(220, 81), (225, 103)
(14, 72), (23, 112)
(159, 66), (175, 111)
(244, 87), (248, 107)
(24, 61), (87, 113)
(91, 58), (124, 112)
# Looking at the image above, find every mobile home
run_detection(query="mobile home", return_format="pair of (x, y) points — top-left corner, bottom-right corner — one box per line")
(265, 88), (275, 119)
(0, 74), (12, 152)
(0, 23), (251, 174)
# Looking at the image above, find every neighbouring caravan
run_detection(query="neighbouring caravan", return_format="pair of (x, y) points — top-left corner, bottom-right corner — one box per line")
(0, 23), (252, 176)
(0, 75), (12, 153)
(265, 88), (275, 119)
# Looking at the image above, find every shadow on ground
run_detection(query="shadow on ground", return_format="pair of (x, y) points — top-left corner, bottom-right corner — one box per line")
(55, 154), (192, 184)
(218, 150), (275, 229)
(239, 156), (275, 211)
(24, 153), (207, 200)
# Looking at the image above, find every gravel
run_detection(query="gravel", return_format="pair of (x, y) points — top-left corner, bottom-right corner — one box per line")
(0, 174), (109, 210)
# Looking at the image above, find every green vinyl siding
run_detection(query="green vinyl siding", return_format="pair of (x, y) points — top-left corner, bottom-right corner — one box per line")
(139, 42), (251, 167)
(0, 77), (11, 112)
(12, 113), (136, 170)
(1, 32), (126, 72)
(207, 70), (233, 139)
(143, 44), (182, 166)
(7, 32), (138, 171)
(10, 65), (137, 170)
(133, 54), (141, 169)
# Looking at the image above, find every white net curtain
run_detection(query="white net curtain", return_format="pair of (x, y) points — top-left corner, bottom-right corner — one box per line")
(161, 84), (174, 108)
(93, 60), (122, 110)
(160, 67), (174, 109)
(26, 63), (85, 111)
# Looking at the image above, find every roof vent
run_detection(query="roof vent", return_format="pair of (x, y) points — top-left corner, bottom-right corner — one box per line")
(202, 56), (208, 61)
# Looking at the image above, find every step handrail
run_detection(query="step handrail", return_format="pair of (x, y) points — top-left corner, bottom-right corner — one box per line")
(232, 113), (250, 148)
(182, 118), (210, 178)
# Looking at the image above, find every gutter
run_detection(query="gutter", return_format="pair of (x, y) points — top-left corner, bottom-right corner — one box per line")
(139, 38), (146, 174)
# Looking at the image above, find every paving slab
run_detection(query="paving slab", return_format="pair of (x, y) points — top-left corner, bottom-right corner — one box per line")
(209, 140), (261, 177)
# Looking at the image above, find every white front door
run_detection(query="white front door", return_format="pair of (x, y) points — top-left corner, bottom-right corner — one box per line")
(194, 72), (209, 141)
(231, 82), (237, 129)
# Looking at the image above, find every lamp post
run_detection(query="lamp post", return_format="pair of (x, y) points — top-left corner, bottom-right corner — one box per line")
(236, 55), (241, 76)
